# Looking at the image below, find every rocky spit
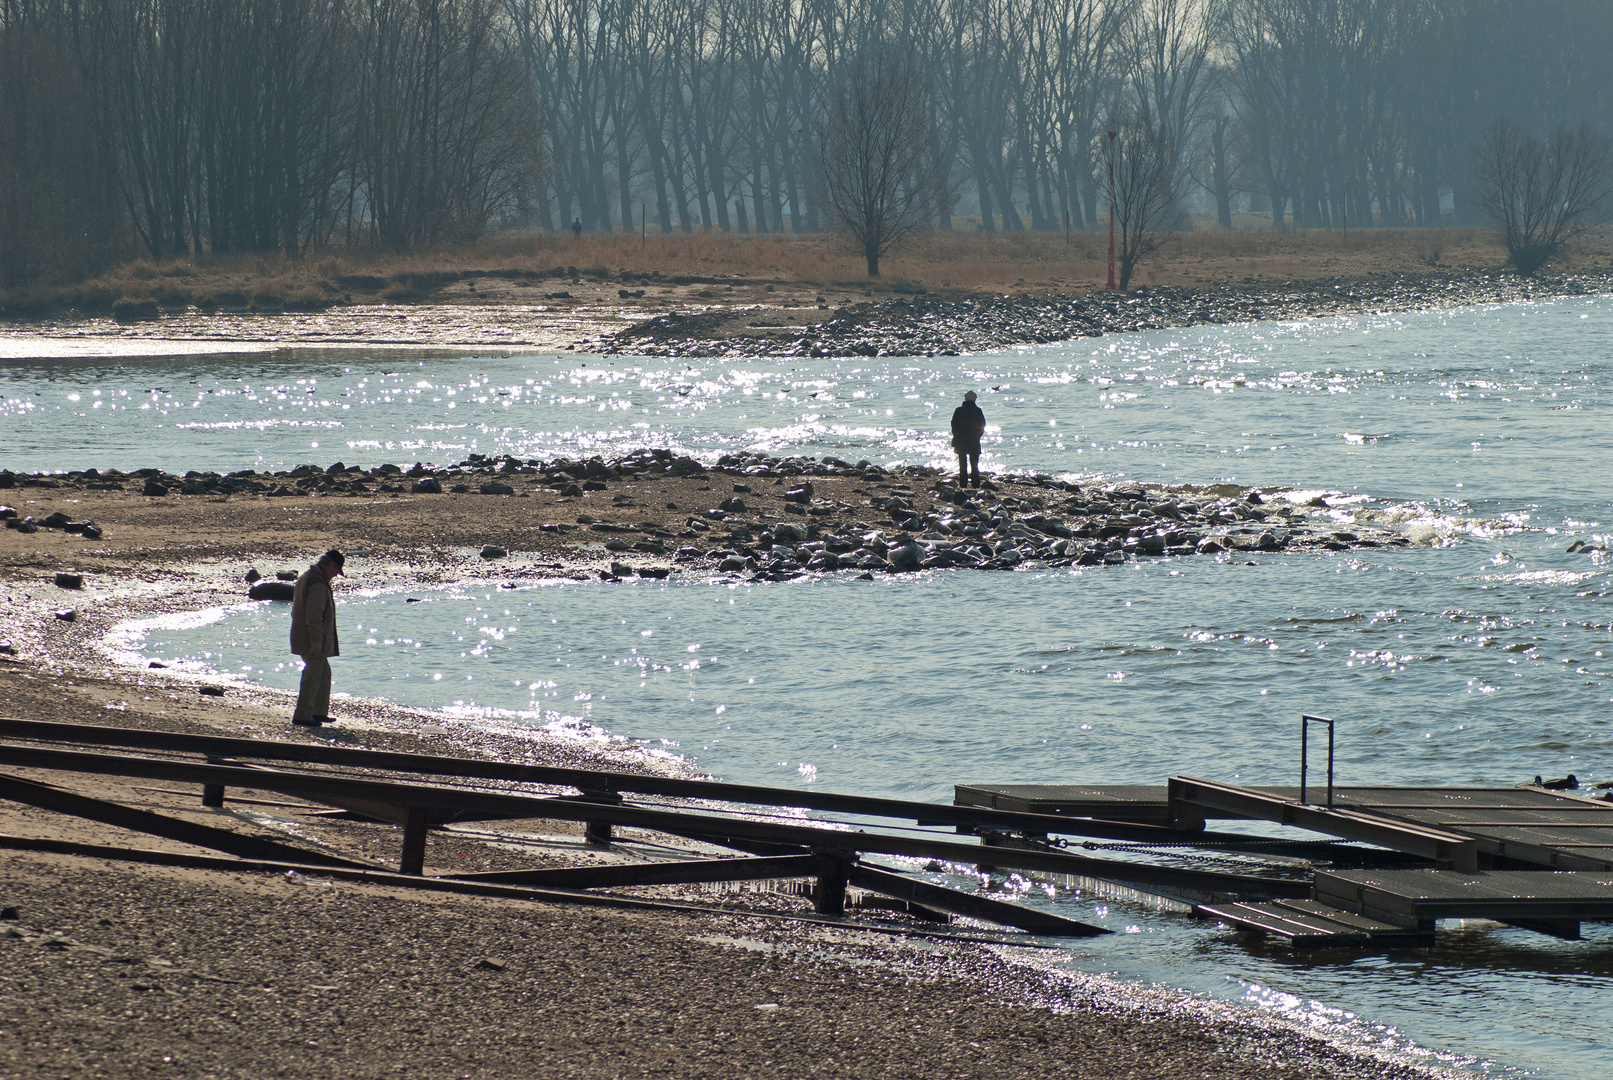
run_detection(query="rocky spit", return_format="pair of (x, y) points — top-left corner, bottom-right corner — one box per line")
(609, 268), (1613, 358)
(0, 449), (1403, 586)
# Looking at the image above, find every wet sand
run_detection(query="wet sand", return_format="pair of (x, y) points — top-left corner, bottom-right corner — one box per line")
(0, 459), (1469, 1079)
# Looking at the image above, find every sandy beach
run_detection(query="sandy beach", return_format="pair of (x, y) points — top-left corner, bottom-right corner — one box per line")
(0, 460), (1461, 1080)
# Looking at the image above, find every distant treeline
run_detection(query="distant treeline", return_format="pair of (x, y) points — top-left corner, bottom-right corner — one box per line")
(528, 0), (1613, 237)
(0, 0), (541, 286)
(2, 0), (1611, 289)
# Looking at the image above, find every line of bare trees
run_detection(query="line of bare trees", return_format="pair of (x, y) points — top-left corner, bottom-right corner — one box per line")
(522, 0), (1613, 241)
(0, 0), (541, 287)
(5, 0), (1613, 290)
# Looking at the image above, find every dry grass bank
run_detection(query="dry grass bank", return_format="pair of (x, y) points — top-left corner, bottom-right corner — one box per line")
(5, 223), (1613, 322)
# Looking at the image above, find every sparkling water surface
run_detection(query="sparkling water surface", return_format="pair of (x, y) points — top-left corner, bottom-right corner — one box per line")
(8, 296), (1613, 1078)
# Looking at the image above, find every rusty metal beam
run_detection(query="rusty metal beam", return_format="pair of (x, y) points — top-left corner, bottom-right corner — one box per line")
(0, 718), (1247, 845)
(454, 854), (820, 888)
(0, 772), (374, 870)
(849, 865), (1109, 937)
(0, 744), (1311, 899)
(1168, 776), (1480, 872)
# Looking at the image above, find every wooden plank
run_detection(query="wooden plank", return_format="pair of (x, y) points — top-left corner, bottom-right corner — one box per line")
(0, 771), (375, 870)
(848, 864), (1109, 937)
(453, 854), (820, 889)
(1168, 776), (1480, 871)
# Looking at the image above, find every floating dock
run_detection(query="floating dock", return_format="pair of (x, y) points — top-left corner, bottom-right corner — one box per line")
(958, 777), (1613, 947)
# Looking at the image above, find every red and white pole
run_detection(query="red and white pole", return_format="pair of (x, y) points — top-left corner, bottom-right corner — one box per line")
(1106, 131), (1118, 290)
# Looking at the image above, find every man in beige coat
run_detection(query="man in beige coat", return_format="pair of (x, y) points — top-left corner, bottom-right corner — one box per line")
(290, 549), (344, 727)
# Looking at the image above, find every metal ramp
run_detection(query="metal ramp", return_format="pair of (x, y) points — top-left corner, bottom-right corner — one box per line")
(1197, 898), (1430, 949)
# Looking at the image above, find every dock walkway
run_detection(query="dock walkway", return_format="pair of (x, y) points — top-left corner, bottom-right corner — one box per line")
(957, 778), (1613, 948)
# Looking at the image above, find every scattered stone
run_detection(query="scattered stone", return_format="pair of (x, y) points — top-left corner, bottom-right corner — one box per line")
(199, 686), (225, 697)
(476, 957), (507, 971)
(248, 581), (296, 602)
(142, 479), (169, 496)
(479, 545), (508, 559)
(608, 561), (634, 579)
(148, 661), (165, 668)
(480, 481), (515, 495)
(0, 906), (17, 920)
(54, 572), (84, 589)
(0, 642), (14, 655)
(412, 478), (443, 494)
(276, 570), (298, 581)
(244, 568), (261, 582)
(15, 517), (37, 533)
(887, 537), (924, 572)
(54, 609), (76, 621)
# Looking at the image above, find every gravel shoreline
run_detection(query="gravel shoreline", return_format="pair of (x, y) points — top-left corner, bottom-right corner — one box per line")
(610, 267), (1613, 358)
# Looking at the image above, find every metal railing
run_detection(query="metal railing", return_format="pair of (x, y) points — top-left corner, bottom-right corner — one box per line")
(1300, 714), (1335, 807)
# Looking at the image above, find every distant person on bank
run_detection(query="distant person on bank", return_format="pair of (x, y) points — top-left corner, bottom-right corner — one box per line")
(951, 390), (986, 487)
(290, 549), (344, 727)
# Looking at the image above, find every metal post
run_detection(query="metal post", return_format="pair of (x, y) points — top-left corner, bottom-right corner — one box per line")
(1106, 131), (1118, 289)
(580, 788), (622, 846)
(400, 805), (429, 875)
(813, 851), (853, 916)
(1300, 715), (1336, 807)
(201, 784), (224, 808)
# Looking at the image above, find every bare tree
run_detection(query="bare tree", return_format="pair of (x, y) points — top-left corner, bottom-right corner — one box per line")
(1108, 119), (1182, 290)
(1472, 118), (1613, 277)
(817, 51), (945, 276)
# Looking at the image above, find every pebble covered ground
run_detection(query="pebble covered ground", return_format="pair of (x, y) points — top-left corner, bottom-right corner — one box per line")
(0, 851), (1447, 1080)
(610, 268), (1613, 357)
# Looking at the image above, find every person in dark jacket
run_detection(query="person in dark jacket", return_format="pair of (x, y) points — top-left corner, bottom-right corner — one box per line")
(950, 390), (986, 487)
(290, 549), (344, 727)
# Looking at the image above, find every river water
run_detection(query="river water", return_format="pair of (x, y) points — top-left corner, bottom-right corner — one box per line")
(6, 297), (1613, 1078)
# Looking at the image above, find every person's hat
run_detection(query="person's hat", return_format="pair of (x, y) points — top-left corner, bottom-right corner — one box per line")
(964, 390), (977, 401)
(320, 549), (346, 575)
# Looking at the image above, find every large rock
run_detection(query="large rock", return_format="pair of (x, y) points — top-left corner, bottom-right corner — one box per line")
(412, 477), (443, 494)
(887, 538), (924, 572)
(479, 481), (515, 496)
(248, 581), (296, 601)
